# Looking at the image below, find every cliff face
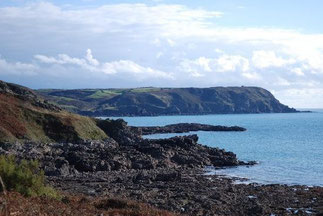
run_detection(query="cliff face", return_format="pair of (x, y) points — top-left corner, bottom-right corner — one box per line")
(38, 87), (297, 116)
(0, 80), (107, 142)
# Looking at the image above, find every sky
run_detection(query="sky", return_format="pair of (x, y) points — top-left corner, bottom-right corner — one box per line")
(1, 0), (323, 108)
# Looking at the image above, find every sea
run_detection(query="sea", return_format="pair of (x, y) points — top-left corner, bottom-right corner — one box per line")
(105, 110), (323, 187)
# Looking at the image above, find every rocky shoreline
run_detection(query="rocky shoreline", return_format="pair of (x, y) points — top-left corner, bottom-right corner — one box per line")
(48, 168), (323, 216)
(0, 118), (322, 215)
(0, 122), (252, 176)
(133, 123), (246, 135)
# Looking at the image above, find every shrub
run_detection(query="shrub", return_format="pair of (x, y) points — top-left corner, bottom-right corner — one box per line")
(0, 155), (59, 199)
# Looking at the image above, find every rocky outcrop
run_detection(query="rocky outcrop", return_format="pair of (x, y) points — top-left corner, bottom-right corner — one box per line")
(0, 80), (61, 112)
(38, 86), (298, 116)
(49, 168), (323, 216)
(96, 118), (142, 146)
(0, 118), (254, 175)
(134, 123), (246, 135)
(0, 135), (252, 177)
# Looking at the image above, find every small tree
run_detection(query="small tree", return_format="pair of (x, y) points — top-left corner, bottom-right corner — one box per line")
(0, 155), (59, 199)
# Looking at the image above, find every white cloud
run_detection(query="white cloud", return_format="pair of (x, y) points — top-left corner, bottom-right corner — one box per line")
(0, 2), (223, 37)
(152, 38), (161, 46)
(274, 88), (323, 108)
(179, 55), (250, 77)
(86, 49), (99, 66)
(214, 48), (224, 54)
(276, 77), (291, 86)
(179, 58), (205, 77)
(34, 49), (173, 80)
(252, 50), (295, 69)
(291, 68), (305, 76)
(167, 39), (176, 47)
(101, 60), (174, 80)
(35, 54), (85, 65)
(217, 55), (250, 72)
(242, 72), (261, 80)
(0, 57), (37, 75)
(156, 52), (163, 59)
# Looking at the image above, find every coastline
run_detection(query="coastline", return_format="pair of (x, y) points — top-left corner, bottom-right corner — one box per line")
(0, 94), (322, 215)
(205, 166), (323, 188)
(107, 112), (323, 187)
(1, 117), (322, 215)
(95, 110), (303, 118)
(48, 167), (323, 215)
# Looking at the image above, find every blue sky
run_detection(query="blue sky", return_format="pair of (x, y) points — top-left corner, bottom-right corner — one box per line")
(1, 0), (323, 108)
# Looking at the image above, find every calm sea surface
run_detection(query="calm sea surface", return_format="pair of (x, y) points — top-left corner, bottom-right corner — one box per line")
(106, 111), (323, 186)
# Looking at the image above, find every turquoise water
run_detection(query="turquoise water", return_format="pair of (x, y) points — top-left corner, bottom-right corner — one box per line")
(108, 111), (323, 186)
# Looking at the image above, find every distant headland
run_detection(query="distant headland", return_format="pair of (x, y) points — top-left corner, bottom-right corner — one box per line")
(37, 86), (297, 117)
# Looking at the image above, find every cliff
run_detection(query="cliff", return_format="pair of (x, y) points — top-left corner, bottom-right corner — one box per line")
(0, 80), (107, 142)
(37, 87), (297, 116)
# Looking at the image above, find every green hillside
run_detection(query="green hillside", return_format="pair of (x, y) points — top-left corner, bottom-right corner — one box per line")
(0, 80), (107, 143)
(37, 86), (297, 117)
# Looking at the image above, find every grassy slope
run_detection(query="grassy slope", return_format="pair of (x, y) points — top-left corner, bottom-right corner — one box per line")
(0, 82), (107, 143)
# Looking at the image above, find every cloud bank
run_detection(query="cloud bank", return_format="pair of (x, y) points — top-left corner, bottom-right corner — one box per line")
(1, 2), (323, 107)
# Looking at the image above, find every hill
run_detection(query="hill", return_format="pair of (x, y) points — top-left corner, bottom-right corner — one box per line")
(37, 87), (297, 116)
(0, 80), (107, 142)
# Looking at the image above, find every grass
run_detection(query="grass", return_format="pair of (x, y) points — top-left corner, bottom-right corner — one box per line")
(102, 106), (119, 111)
(0, 93), (107, 143)
(130, 88), (161, 93)
(0, 155), (176, 215)
(59, 105), (78, 110)
(87, 90), (122, 99)
(55, 96), (78, 102)
(57, 112), (107, 140)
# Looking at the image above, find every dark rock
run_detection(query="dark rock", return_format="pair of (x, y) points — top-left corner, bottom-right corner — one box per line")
(47, 168), (323, 216)
(135, 123), (246, 135)
(0, 118), (248, 175)
(97, 119), (141, 146)
(155, 171), (181, 182)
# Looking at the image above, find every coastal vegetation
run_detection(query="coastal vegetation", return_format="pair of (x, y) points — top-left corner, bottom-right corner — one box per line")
(0, 155), (175, 215)
(0, 192), (176, 216)
(0, 155), (59, 198)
